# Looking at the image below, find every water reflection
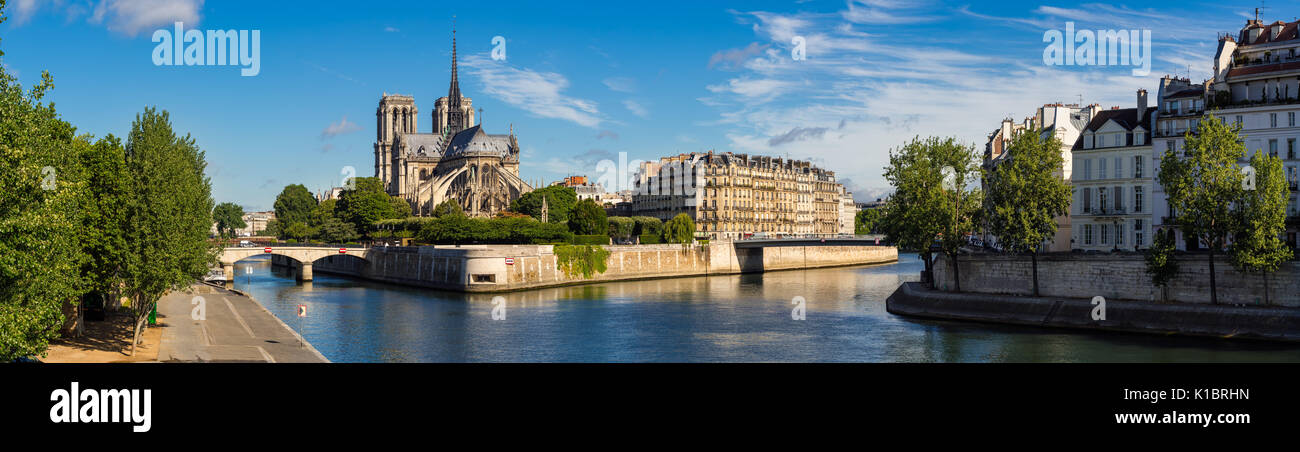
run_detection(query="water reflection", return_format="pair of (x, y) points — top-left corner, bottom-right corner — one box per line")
(230, 254), (1300, 363)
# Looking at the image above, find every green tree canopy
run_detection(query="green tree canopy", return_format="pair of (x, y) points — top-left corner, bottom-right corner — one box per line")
(983, 128), (1071, 296)
(336, 177), (407, 234)
(213, 202), (247, 238)
(663, 213), (696, 246)
(569, 198), (608, 235)
(314, 217), (359, 244)
(608, 216), (636, 240)
(855, 207), (885, 235)
(432, 199), (465, 218)
(273, 184), (316, 227)
(510, 185), (577, 223)
(1230, 150), (1293, 305)
(309, 198), (338, 228)
(632, 216), (663, 236)
(1158, 114), (1247, 304)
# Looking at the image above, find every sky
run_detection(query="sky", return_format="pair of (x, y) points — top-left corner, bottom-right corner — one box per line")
(0, 0), (1283, 210)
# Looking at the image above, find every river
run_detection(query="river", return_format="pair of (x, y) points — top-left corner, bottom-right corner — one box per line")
(229, 254), (1300, 362)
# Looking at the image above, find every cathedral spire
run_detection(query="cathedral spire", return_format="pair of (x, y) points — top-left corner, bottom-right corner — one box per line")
(448, 25), (462, 109)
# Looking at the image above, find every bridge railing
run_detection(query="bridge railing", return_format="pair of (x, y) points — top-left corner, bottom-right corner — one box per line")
(734, 234), (887, 241)
(221, 242), (367, 249)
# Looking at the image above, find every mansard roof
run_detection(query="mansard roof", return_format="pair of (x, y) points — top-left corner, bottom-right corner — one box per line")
(443, 125), (515, 158)
(1072, 108), (1154, 150)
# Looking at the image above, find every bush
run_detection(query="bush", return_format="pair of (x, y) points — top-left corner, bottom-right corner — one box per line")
(608, 216), (635, 240)
(571, 235), (610, 245)
(632, 216), (663, 236)
(416, 215), (573, 244)
(554, 244), (610, 279)
(638, 234), (662, 244)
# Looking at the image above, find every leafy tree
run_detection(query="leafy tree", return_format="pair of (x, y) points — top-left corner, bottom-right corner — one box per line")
(1230, 150), (1293, 305)
(212, 202), (246, 238)
(309, 198), (337, 227)
(663, 213), (696, 246)
(632, 216), (663, 237)
(510, 185), (577, 223)
(284, 221), (313, 242)
(554, 244), (610, 279)
(122, 107), (218, 351)
(78, 135), (132, 306)
(855, 207), (885, 235)
(1158, 114), (1246, 305)
(0, 44), (86, 359)
(568, 198), (608, 235)
(432, 199), (465, 218)
(273, 184), (316, 227)
(261, 218), (283, 238)
(336, 177), (406, 234)
(608, 216), (636, 241)
(1144, 229), (1179, 302)
(314, 217), (359, 244)
(983, 128), (1071, 296)
(880, 137), (982, 291)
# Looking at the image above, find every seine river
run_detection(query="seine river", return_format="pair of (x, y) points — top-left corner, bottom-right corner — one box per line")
(230, 254), (1300, 363)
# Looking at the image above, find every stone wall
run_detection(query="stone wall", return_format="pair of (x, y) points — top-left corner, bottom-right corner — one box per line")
(932, 252), (1300, 307)
(314, 241), (897, 292)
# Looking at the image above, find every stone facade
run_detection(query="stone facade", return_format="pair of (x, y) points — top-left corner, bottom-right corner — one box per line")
(932, 253), (1300, 307)
(374, 31), (532, 217)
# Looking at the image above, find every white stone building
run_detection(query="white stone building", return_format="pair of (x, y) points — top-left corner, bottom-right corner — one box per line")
(1071, 90), (1155, 252)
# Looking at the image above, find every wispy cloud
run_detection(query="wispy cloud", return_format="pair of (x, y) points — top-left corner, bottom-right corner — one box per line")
(321, 116), (361, 139)
(11, 0), (204, 35)
(623, 99), (649, 119)
(462, 54), (603, 128)
(602, 77), (636, 93)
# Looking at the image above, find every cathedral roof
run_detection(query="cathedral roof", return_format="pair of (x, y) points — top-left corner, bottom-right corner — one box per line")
(398, 133), (446, 157)
(443, 125), (515, 158)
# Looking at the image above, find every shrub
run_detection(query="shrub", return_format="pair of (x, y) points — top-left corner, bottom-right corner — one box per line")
(571, 234), (610, 245)
(638, 234), (662, 244)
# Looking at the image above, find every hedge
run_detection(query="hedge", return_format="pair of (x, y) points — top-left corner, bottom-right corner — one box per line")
(638, 234), (662, 244)
(571, 235), (610, 245)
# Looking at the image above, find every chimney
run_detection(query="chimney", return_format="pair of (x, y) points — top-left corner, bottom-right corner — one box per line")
(1137, 89), (1148, 118)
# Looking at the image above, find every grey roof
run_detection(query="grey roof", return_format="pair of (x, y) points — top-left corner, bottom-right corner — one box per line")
(398, 133), (447, 157)
(443, 125), (515, 158)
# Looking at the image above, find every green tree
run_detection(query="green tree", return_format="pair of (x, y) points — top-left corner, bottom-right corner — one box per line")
(983, 128), (1071, 296)
(608, 216), (636, 241)
(122, 107), (218, 351)
(880, 137), (982, 291)
(308, 198), (337, 227)
(336, 177), (407, 234)
(284, 221), (313, 242)
(1230, 150), (1293, 305)
(568, 198), (608, 235)
(1144, 229), (1179, 302)
(510, 185), (577, 224)
(1158, 114), (1246, 305)
(855, 207), (885, 235)
(314, 217), (359, 244)
(78, 135), (132, 307)
(273, 184), (316, 228)
(212, 202), (246, 239)
(432, 199), (465, 218)
(663, 213), (696, 246)
(632, 216), (663, 237)
(261, 218), (283, 238)
(0, 42), (87, 359)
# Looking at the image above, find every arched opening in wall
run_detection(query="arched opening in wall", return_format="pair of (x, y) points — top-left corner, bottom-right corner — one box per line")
(311, 254), (370, 280)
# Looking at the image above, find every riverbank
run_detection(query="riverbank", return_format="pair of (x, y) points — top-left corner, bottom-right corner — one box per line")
(309, 241), (898, 293)
(886, 282), (1300, 342)
(155, 283), (329, 362)
(40, 312), (161, 363)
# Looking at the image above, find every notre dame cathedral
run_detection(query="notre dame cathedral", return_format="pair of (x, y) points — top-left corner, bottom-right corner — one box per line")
(374, 30), (534, 217)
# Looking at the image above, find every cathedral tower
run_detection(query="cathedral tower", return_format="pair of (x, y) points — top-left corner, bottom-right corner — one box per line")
(434, 29), (474, 137)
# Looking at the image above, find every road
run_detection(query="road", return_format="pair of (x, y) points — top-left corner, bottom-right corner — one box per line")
(156, 284), (329, 363)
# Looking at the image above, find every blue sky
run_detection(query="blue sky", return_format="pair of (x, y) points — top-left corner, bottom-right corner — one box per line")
(0, 0), (1278, 210)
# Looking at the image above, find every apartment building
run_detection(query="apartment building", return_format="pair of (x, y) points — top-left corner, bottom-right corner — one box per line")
(630, 151), (847, 239)
(1071, 90), (1155, 251)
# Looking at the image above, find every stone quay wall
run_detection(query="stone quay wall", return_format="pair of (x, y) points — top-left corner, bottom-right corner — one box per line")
(932, 253), (1300, 307)
(313, 241), (897, 292)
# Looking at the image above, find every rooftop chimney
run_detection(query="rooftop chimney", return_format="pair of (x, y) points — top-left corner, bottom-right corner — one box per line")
(1137, 89), (1148, 119)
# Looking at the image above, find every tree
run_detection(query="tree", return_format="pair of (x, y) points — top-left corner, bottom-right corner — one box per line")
(608, 216), (636, 242)
(78, 135), (132, 312)
(510, 185), (577, 224)
(1158, 114), (1246, 305)
(1230, 150), (1293, 305)
(1144, 229), (1179, 302)
(212, 202), (247, 238)
(983, 127), (1071, 296)
(314, 217), (359, 244)
(308, 198), (337, 227)
(855, 207), (885, 235)
(336, 177), (406, 234)
(121, 107), (218, 353)
(0, 40), (86, 359)
(284, 221), (313, 242)
(632, 216), (663, 237)
(432, 199), (465, 218)
(880, 137), (982, 291)
(663, 213), (696, 246)
(273, 184), (316, 228)
(569, 198), (608, 235)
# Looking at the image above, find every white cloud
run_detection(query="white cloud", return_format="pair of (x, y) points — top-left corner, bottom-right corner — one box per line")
(92, 0), (204, 37)
(321, 116), (361, 139)
(602, 77), (636, 93)
(462, 54), (603, 128)
(623, 99), (649, 119)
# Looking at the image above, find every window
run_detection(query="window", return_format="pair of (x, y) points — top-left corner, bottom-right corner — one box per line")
(1101, 224), (1109, 245)
(1271, 139), (1280, 158)
(1083, 159), (1092, 180)
(1236, 115), (1244, 127)
(1135, 219), (1144, 247)
(1135, 132), (1145, 146)
(1082, 187), (1092, 213)
(1166, 140), (1175, 154)
(1115, 157), (1123, 178)
(1114, 186), (1123, 211)
(1291, 112), (1296, 127)
(1135, 186), (1144, 212)
(1084, 224), (1093, 245)
(1099, 187), (1108, 213)
(1134, 155), (1144, 178)
(1100, 159), (1108, 179)
(1114, 134), (1122, 147)
(1290, 138), (1296, 160)
(1272, 113), (1279, 128)
(1116, 223), (1124, 246)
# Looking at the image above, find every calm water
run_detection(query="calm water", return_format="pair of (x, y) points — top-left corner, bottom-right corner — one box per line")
(230, 254), (1300, 363)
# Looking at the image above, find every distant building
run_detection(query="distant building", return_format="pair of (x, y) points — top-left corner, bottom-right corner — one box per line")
(838, 187), (856, 235)
(629, 151), (848, 239)
(1071, 90), (1155, 252)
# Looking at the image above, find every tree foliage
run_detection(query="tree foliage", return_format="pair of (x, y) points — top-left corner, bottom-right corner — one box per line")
(432, 199), (464, 218)
(416, 215), (573, 245)
(983, 128), (1071, 295)
(855, 207), (885, 235)
(273, 184), (316, 227)
(1230, 149), (1293, 305)
(335, 177), (407, 233)
(212, 202), (246, 238)
(608, 216), (636, 241)
(510, 185), (577, 224)
(1144, 229), (1179, 301)
(663, 213), (696, 246)
(554, 244), (610, 279)
(568, 198), (608, 235)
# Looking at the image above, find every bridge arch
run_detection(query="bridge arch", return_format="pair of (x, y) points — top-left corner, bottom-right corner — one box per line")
(218, 246), (370, 282)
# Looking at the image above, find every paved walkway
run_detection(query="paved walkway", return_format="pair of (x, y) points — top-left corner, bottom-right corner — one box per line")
(156, 284), (329, 362)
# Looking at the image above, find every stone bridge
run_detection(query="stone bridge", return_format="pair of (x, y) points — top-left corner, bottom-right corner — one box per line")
(219, 246), (369, 281)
